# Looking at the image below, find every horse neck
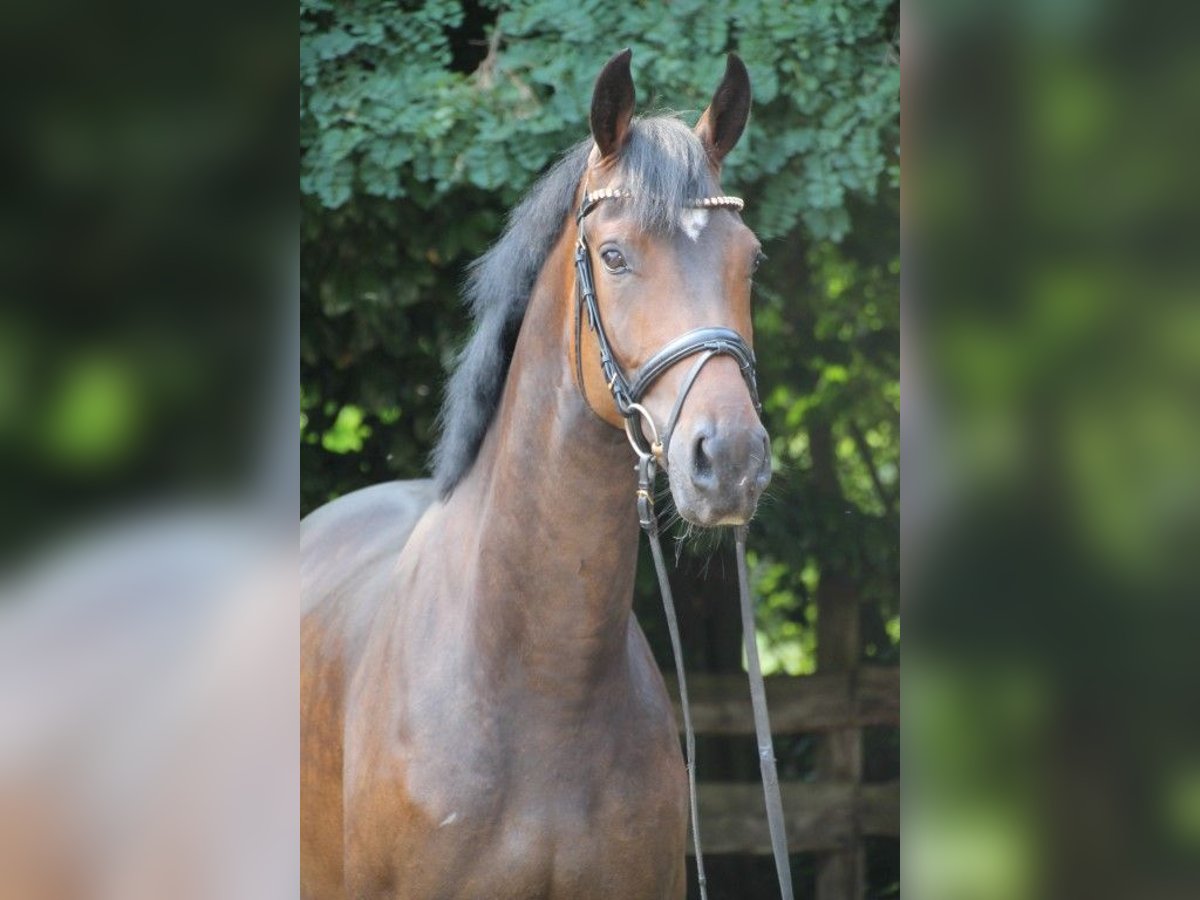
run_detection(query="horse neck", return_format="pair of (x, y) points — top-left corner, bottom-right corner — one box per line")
(447, 221), (642, 701)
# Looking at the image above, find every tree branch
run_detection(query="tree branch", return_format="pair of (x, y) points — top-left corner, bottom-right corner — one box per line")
(848, 420), (894, 517)
(474, 23), (503, 89)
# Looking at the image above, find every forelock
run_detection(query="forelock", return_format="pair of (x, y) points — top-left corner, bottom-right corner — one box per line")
(612, 116), (719, 232)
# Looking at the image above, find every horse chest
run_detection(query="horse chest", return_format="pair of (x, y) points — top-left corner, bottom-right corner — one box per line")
(398, 741), (684, 898)
(348, 666), (687, 898)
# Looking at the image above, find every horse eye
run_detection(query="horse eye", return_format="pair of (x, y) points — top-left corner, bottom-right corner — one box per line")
(752, 250), (766, 273)
(600, 248), (628, 272)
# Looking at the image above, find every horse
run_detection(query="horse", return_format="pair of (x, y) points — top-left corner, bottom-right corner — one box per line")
(301, 49), (770, 899)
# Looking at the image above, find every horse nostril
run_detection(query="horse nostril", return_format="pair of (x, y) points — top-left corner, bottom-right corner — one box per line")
(692, 432), (714, 483)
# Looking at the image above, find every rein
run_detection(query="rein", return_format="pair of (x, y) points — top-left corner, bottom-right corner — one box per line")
(574, 189), (794, 900)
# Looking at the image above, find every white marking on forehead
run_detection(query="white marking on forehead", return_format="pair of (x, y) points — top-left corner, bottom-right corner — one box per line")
(680, 208), (710, 241)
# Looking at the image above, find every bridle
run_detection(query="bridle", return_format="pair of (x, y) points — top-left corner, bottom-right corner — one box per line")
(573, 187), (795, 900)
(573, 186), (761, 469)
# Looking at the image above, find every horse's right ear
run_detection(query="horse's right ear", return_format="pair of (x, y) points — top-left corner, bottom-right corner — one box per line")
(695, 53), (752, 168)
(590, 49), (636, 160)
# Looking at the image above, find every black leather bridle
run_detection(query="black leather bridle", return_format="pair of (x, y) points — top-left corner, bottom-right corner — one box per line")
(572, 187), (795, 900)
(573, 187), (761, 466)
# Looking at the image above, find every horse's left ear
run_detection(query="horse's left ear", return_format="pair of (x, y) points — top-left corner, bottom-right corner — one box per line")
(695, 54), (752, 167)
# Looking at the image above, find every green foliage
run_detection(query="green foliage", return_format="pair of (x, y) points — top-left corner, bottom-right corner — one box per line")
(301, 0), (897, 239)
(300, 0), (900, 665)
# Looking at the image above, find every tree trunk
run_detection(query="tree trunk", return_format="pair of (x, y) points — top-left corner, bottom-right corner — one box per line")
(810, 418), (864, 900)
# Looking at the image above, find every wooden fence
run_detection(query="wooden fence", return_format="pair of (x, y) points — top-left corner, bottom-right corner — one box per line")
(664, 666), (899, 898)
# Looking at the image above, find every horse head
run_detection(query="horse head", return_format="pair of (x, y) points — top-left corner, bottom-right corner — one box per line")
(573, 49), (770, 527)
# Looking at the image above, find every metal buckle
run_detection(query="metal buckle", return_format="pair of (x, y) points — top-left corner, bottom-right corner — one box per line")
(624, 402), (664, 460)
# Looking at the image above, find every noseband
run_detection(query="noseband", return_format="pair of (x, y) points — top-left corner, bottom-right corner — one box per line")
(572, 188), (795, 900)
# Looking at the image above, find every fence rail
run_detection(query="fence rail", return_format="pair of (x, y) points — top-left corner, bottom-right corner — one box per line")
(691, 782), (899, 854)
(664, 666), (899, 897)
(662, 667), (899, 735)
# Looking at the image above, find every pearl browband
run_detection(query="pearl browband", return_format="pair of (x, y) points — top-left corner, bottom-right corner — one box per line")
(582, 187), (745, 212)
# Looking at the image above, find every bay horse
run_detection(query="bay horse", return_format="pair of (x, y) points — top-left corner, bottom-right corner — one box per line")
(301, 50), (770, 899)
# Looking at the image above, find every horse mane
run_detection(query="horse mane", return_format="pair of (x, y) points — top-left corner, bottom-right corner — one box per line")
(431, 115), (720, 497)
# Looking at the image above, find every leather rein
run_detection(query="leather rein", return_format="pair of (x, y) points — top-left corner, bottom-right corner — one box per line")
(573, 189), (794, 900)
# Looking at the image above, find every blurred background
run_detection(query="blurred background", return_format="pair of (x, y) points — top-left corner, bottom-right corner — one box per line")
(907, 0), (1200, 898)
(301, 2), (900, 898)
(0, 0), (296, 897)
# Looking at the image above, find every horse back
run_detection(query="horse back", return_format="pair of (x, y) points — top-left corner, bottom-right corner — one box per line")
(300, 479), (437, 899)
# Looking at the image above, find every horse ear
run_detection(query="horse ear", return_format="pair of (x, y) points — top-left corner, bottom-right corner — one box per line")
(695, 53), (752, 167)
(590, 48), (636, 160)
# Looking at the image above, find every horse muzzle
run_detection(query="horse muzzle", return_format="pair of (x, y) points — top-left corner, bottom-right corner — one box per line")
(668, 418), (771, 526)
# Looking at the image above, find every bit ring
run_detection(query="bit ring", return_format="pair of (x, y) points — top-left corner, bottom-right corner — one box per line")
(624, 402), (662, 459)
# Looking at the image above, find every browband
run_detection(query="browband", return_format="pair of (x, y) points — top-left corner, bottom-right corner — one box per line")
(577, 188), (744, 222)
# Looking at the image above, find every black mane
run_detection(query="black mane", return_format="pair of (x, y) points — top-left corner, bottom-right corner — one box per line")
(431, 116), (719, 497)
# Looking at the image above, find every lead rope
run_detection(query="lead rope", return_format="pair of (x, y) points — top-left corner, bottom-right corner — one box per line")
(735, 525), (794, 900)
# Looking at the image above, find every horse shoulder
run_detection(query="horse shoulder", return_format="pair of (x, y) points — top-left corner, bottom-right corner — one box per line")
(300, 478), (438, 751)
(300, 476), (439, 763)
(300, 478), (437, 899)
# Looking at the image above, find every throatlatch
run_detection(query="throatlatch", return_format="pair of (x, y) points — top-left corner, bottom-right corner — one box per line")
(574, 189), (793, 900)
